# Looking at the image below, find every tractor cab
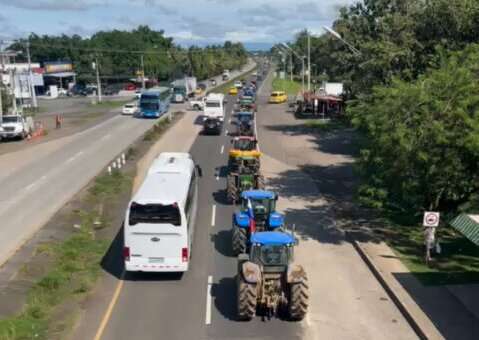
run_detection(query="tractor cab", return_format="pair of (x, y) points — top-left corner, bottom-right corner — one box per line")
(232, 137), (257, 151)
(235, 112), (255, 136)
(249, 232), (295, 270)
(234, 190), (284, 231)
(237, 98), (256, 112)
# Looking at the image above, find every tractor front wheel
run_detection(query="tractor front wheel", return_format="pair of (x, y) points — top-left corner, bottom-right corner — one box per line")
(232, 227), (248, 255)
(288, 274), (309, 321)
(237, 274), (257, 320)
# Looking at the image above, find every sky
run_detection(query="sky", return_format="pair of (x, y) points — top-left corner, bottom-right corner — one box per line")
(0, 0), (357, 48)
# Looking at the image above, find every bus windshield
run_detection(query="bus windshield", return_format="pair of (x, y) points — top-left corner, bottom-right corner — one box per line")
(129, 203), (181, 226)
(206, 101), (221, 108)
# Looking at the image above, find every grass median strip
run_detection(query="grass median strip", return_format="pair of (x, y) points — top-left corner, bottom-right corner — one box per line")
(0, 113), (182, 340)
(272, 78), (302, 96)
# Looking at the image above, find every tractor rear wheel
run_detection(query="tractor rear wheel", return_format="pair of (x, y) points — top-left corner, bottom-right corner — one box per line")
(288, 274), (309, 321)
(232, 227), (248, 255)
(237, 274), (257, 320)
(256, 175), (265, 189)
(227, 175), (238, 203)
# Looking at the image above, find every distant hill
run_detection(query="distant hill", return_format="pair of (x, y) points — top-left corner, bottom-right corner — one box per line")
(178, 40), (273, 52)
(243, 42), (274, 52)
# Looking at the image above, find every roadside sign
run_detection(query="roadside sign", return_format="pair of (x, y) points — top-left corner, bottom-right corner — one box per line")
(423, 212), (440, 227)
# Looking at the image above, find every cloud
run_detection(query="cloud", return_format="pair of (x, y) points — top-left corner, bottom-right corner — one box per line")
(0, 0), (108, 11)
(128, 0), (177, 15)
(169, 30), (203, 41)
(238, 3), (288, 21)
(179, 15), (235, 41)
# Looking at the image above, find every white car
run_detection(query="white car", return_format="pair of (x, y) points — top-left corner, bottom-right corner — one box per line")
(234, 80), (243, 89)
(0, 115), (32, 140)
(189, 97), (206, 111)
(122, 102), (139, 115)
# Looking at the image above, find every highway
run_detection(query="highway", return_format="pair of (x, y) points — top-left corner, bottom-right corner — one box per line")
(0, 63), (255, 268)
(93, 70), (303, 340)
(78, 67), (417, 340)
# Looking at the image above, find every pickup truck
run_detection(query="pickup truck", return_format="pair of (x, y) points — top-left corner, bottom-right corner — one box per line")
(0, 115), (33, 140)
(189, 97), (207, 111)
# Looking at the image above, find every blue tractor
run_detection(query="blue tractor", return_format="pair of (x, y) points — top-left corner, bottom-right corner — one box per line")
(232, 190), (284, 255)
(237, 231), (309, 320)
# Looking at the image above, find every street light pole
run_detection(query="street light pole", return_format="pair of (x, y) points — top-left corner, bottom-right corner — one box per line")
(26, 41), (38, 109)
(323, 26), (361, 56)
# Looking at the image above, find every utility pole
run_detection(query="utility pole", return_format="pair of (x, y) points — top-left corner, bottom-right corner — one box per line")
(9, 68), (17, 113)
(301, 57), (305, 94)
(94, 56), (102, 103)
(307, 32), (311, 91)
(140, 55), (146, 90)
(26, 41), (37, 108)
(289, 53), (293, 81)
(0, 40), (4, 118)
(0, 84), (3, 117)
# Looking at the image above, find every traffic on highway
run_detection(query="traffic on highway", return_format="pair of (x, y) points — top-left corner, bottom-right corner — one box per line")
(2, 2), (477, 340)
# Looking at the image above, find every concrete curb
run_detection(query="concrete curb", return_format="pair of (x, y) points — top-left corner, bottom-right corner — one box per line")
(346, 231), (439, 340)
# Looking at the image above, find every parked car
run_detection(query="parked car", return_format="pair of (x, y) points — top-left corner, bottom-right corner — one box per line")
(234, 80), (243, 89)
(229, 87), (239, 95)
(122, 102), (139, 115)
(0, 115), (33, 140)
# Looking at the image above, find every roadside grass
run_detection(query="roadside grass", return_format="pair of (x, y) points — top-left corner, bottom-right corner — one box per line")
(143, 115), (171, 141)
(0, 113), (178, 340)
(0, 171), (130, 340)
(272, 78), (302, 96)
(304, 119), (350, 132)
(88, 99), (131, 109)
(212, 67), (258, 95)
(374, 215), (479, 286)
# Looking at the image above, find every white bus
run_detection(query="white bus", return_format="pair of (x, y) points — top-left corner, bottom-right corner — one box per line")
(123, 152), (200, 272)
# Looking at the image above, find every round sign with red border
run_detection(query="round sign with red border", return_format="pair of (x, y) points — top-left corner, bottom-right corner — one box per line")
(423, 212), (440, 227)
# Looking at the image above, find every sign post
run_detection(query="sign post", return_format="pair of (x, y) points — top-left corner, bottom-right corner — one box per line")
(423, 212), (440, 265)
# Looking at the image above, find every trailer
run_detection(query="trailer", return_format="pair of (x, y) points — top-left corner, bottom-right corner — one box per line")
(295, 91), (343, 118)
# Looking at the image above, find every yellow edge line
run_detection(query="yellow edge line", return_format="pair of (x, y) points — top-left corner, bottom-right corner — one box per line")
(93, 271), (125, 340)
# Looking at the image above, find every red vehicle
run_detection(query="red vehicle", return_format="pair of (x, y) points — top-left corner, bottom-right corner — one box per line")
(124, 83), (137, 91)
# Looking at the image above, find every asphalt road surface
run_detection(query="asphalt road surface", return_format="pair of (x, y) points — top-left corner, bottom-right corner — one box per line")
(96, 71), (304, 340)
(87, 69), (416, 340)
(0, 63), (255, 268)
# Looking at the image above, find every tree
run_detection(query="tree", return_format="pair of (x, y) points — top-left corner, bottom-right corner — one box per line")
(348, 45), (479, 212)
(7, 26), (248, 84)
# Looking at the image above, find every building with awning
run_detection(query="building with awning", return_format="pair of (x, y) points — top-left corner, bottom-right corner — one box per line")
(42, 61), (76, 89)
(450, 214), (479, 246)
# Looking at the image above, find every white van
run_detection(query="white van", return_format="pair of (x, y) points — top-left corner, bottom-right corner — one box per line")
(203, 93), (225, 121)
(123, 152), (200, 272)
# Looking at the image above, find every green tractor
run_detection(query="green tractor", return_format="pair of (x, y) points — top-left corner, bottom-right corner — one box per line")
(227, 157), (265, 203)
(237, 231), (309, 321)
